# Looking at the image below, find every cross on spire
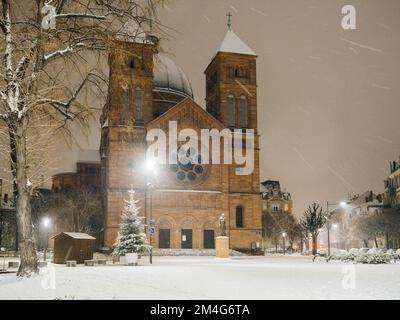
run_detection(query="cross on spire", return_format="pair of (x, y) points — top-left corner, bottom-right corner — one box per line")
(227, 12), (232, 30)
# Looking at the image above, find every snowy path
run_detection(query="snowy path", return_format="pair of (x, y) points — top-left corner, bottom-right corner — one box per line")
(0, 255), (399, 300)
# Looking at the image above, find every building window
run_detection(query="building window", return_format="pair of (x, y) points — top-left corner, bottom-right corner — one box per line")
(239, 96), (248, 128)
(272, 204), (280, 212)
(227, 66), (235, 78)
(236, 206), (244, 228)
(120, 87), (130, 125)
(129, 58), (135, 69)
(284, 204), (289, 212)
(135, 87), (143, 125)
(227, 94), (236, 128)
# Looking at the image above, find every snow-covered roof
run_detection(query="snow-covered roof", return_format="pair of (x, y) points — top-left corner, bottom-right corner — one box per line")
(153, 54), (193, 98)
(53, 232), (96, 240)
(217, 29), (256, 56)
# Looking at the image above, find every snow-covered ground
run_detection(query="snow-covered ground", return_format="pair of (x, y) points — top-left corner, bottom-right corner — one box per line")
(0, 255), (399, 300)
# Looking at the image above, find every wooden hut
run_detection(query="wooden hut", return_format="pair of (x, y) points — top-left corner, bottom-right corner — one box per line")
(52, 232), (96, 264)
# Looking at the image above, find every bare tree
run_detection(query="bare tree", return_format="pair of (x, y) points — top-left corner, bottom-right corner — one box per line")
(300, 203), (326, 255)
(50, 187), (102, 235)
(0, 0), (165, 276)
(263, 210), (301, 252)
(351, 208), (400, 249)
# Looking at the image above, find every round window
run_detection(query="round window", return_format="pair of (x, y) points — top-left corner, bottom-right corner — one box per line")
(169, 146), (209, 185)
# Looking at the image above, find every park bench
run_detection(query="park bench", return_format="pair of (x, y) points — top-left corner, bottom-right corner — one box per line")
(84, 260), (95, 266)
(66, 260), (77, 267)
(96, 259), (107, 266)
(8, 261), (19, 268)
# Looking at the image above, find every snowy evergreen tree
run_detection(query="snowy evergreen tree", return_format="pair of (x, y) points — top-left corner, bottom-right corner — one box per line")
(112, 190), (149, 256)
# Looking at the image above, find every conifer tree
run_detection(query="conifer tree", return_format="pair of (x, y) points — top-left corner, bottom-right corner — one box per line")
(112, 191), (149, 256)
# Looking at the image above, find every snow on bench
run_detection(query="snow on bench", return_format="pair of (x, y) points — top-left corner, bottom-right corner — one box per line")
(66, 260), (77, 267)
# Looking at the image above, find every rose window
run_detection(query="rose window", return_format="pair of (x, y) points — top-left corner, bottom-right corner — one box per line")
(169, 147), (208, 185)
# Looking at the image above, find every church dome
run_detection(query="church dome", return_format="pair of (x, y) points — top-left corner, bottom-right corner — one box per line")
(153, 54), (193, 99)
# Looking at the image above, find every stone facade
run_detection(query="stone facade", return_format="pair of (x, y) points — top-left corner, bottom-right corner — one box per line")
(261, 180), (293, 216)
(52, 162), (101, 193)
(383, 157), (400, 209)
(99, 29), (263, 252)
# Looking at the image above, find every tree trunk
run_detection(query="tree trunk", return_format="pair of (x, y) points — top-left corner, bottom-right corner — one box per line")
(312, 234), (317, 255)
(8, 124), (19, 251)
(12, 119), (38, 276)
(385, 233), (389, 250)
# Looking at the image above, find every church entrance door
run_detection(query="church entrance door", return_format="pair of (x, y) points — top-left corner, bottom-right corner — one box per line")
(181, 229), (193, 249)
(203, 230), (215, 249)
(159, 229), (170, 248)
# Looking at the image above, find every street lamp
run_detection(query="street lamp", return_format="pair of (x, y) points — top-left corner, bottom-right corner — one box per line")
(145, 159), (157, 265)
(282, 232), (287, 255)
(42, 217), (50, 262)
(326, 201), (349, 257)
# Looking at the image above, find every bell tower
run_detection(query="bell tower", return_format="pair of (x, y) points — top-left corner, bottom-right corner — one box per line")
(205, 17), (258, 132)
(101, 37), (157, 249)
(204, 17), (262, 250)
(106, 40), (155, 127)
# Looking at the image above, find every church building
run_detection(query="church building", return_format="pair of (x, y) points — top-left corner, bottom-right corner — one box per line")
(99, 22), (263, 252)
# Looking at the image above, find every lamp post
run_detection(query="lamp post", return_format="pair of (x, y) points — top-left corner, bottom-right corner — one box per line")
(326, 201), (347, 257)
(42, 217), (50, 262)
(282, 232), (287, 255)
(145, 160), (157, 265)
(147, 182), (154, 265)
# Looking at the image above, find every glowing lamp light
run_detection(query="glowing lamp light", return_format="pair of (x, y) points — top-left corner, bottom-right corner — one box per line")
(282, 232), (287, 238)
(43, 217), (50, 228)
(332, 223), (339, 229)
(340, 201), (347, 207)
(145, 159), (158, 175)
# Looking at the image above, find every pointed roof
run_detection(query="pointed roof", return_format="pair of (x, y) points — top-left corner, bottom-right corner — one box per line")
(147, 97), (225, 131)
(217, 29), (256, 56)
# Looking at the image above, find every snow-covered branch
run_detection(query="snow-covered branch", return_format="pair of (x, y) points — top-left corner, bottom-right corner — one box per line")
(0, 17), (5, 34)
(44, 42), (86, 62)
(2, 0), (13, 77)
(55, 13), (107, 20)
(36, 72), (101, 119)
(15, 40), (38, 79)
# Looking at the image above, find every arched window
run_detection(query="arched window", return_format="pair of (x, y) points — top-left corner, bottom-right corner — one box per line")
(134, 87), (143, 125)
(239, 96), (248, 128)
(236, 206), (244, 228)
(227, 94), (236, 129)
(129, 58), (135, 69)
(120, 86), (130, 125)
